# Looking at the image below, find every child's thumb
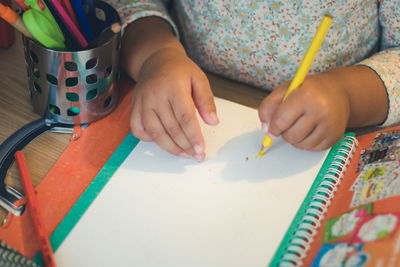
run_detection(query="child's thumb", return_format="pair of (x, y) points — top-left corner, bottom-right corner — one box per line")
(192, 74), (219, 126)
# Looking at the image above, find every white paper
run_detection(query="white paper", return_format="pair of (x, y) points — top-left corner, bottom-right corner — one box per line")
(55, 98), (328, 267)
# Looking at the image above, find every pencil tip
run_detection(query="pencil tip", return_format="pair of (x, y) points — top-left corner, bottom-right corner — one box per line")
(256, 145), (269, 159)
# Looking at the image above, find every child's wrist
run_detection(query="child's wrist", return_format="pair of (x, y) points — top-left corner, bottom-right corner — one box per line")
(121, 17), (185, 80)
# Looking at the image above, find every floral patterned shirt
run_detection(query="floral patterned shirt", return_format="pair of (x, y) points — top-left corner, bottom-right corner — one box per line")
(105, 0), (400, 126)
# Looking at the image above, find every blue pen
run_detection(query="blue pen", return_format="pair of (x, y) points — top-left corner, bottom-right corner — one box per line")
(70, 0), (94, 42)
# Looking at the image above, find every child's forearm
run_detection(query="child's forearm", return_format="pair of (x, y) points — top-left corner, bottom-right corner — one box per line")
(327, 65), (388, 128)
(121, 17), (186, 80)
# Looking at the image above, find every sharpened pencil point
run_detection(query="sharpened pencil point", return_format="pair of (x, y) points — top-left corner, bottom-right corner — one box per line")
(257, 134), (274, 159)
(256, 144), (269, 159)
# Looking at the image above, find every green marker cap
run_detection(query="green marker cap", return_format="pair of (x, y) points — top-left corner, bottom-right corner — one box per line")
(23, 0), (65, 50)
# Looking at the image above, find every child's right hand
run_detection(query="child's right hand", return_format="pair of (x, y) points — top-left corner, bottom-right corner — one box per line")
(258, 72), (351, 152)
(130, 47), (219, 161)
(258, 66), (389, 152)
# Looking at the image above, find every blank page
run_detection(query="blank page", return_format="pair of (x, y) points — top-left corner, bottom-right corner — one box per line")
(55, 98), (328, 267)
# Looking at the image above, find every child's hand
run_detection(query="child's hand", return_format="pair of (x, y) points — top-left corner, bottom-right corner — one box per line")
(130, 48), (219, 161)
(258, 72), (351, 151)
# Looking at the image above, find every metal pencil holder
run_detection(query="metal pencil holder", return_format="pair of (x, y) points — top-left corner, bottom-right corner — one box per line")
(22, 31), (121, 125)
(0, 2), (121, 216)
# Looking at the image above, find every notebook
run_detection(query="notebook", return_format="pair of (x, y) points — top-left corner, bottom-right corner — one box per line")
(42, 97), (356, 267)
(271, 126), (400, 266)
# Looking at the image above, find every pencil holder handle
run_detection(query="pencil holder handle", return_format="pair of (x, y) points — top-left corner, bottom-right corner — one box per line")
(0, 118), (71, 215)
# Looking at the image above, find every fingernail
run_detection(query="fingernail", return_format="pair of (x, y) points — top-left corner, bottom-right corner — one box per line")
(269, 133), (279, 139)
(194, 144), (203, 155)
(178, 152), (192, 158)
(194, 153), (205, 162)
(261, 122), (278, 139)
(210, 112), (219, 123)
(261, 122), (269, 134)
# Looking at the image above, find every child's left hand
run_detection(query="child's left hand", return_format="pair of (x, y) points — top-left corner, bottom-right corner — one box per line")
(258, 72), (351, 151)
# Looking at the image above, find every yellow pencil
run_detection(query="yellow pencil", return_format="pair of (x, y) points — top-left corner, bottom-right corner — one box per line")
(256, 15), (333, 158)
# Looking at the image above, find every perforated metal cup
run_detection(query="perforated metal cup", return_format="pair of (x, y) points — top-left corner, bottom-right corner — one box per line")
(22, 28), (121, 125)
(0, 3), (122, 216)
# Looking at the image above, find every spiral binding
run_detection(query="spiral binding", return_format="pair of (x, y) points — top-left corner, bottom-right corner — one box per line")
(277, 135), (358, 267)
(0, 240), (38, 267)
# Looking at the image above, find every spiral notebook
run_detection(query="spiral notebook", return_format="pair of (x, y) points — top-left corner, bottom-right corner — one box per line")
(35, 98), (365, 266)
(271, 126), (400, 266)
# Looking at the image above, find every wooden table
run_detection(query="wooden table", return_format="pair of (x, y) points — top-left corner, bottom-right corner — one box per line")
(0, 35), (268, 222)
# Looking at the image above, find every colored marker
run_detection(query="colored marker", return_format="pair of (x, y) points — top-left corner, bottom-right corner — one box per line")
(15, 151), (56, 267)
(13, 0), (29, 11)
(0, 2), (33, 37)
(60, 0), (79, 26)
(23, 0), (66, 50)
(46, 0), (88, 48)
(70, 0), (94, 42)
(40, 0), (78, 50)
